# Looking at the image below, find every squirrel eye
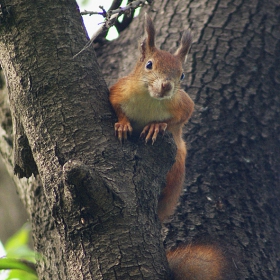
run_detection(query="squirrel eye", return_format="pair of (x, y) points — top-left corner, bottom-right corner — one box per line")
(146, 61), (153, 70)
(180, 73), (185, 81)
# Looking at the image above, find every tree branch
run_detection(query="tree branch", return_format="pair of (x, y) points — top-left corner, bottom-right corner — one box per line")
(74, 0), (150, 58)
(80, 1), (147, 17)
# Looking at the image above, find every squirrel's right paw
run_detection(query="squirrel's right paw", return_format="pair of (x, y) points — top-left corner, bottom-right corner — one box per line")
(140, 122), (167, 144)
(114, 122), (133, 142)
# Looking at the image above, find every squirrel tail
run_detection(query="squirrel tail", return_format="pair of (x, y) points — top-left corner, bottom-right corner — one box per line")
(157, 137), (186, 222)
(167, 243), (228, 280)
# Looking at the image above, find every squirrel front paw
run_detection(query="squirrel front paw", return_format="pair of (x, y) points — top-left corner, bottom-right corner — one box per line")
(115, 122), (133, 142)
(140, 122), (167, 144)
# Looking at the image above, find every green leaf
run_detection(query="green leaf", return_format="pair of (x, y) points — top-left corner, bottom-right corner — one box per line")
(7, 269), (39, 280)
(0, 258), (37, 275)
(6, 245), (36, 263)
(5, 224), (30, 251)
(4, 224), (36, 262)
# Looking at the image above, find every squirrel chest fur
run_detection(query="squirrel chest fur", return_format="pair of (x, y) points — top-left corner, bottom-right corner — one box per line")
(119, 85), (173, 131)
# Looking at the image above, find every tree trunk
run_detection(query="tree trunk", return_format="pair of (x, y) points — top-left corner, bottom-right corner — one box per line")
(97, 0), (280, 279)
(0, 0), (280, 279)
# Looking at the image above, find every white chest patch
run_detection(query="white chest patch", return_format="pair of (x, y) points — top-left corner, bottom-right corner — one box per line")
(121, 93), (172, 129)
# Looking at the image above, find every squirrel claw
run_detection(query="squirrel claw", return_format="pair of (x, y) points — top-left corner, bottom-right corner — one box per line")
(115, 122), (133, 142)
(140, 123), (167, 144)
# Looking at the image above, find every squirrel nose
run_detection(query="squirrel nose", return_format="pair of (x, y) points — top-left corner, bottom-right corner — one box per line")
(161, 81), (172, 92)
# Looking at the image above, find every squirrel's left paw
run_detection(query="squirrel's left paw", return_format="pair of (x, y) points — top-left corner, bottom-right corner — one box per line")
(140, 122), (167, 144)
(114, 121), (133, 142)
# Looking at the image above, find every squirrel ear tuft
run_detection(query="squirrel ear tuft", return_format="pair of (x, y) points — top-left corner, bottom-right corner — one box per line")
(140, 13), (156, 61)
(174, 30), (192, 62)
(144, 13), (156, 51)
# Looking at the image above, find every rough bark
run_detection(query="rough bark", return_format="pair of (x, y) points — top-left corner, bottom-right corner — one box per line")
(96, 0), (280, 279)
(0, 0), (175, 279)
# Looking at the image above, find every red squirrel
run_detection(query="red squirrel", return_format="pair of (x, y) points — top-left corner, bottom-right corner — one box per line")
(109, 13), (194, 222)
(109, 14), (228, 280)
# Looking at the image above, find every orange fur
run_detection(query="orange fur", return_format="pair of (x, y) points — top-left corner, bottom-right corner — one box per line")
(157, 129), (186, 221)
(167, 244), (226, 280)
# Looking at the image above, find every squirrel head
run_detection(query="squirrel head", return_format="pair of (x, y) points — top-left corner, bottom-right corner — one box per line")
(137, 13), (192, 100)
